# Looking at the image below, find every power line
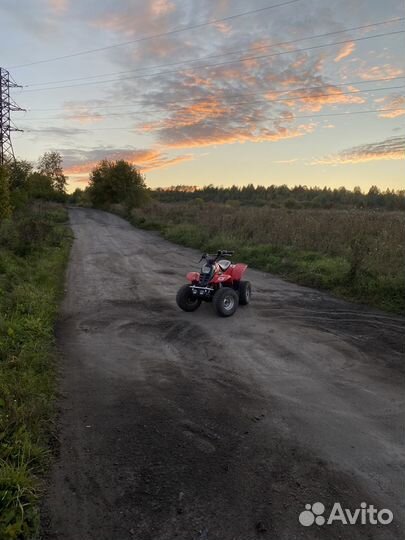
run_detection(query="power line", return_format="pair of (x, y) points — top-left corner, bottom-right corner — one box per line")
(20, 108), (405, 133)
(26, 76), (405, 112)
(7, 0), (302, 69)
(22, 18), (405, 88)
(17, 29), (405, 93)
(22, 84), (405, 121)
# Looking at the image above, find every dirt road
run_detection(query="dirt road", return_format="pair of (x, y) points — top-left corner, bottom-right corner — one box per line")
(42, 208), (405, 540)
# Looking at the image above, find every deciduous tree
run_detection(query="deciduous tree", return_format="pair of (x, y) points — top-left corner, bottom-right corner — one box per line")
(88, 160), (149, 209)
(38, 151), (67, 193)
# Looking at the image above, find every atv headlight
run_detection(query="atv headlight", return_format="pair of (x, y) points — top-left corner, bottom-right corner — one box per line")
(202, 264), (211, 274)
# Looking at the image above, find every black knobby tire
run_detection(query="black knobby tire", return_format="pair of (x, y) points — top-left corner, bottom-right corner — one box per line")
(213, 287), (239, 317)
(176, 285), (202, 312)
(239, 280), (251, 305)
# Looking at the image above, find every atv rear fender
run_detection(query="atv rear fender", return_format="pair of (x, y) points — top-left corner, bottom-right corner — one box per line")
(228, 263), (248, 281)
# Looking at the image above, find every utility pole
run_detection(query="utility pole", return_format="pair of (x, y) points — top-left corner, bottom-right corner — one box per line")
(0, 67), (25, 166)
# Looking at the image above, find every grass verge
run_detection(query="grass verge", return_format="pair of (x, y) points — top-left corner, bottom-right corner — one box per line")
(0, 203), (71, 539)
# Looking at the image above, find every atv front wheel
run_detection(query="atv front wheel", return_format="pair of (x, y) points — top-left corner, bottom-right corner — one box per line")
(239, 280), (251, 305)
(176, 285), (202, 312)
(213, 287), (239, 317)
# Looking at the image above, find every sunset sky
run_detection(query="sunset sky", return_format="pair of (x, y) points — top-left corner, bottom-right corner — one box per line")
(2, 0), (404, 192)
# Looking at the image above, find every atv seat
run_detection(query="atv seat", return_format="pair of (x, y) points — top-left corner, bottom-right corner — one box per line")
(218, 259), (232, 271)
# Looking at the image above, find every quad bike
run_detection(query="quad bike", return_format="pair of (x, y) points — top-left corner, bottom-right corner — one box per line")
(176, 250), (251, 317)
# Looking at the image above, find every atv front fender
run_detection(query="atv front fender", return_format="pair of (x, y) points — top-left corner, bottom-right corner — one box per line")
(187, 271), (200, 283)
(211, 273), (232, 284)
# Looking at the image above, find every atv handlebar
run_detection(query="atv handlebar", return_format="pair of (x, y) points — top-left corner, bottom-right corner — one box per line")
(199, 250), (234, 263)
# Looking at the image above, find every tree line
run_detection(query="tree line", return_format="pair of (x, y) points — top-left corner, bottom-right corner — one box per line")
(153, 183), (405, 211)
(2, 154), (403, 215)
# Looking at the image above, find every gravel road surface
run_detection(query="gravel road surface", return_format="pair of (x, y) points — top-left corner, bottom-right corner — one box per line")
(42, 207), (405, 540)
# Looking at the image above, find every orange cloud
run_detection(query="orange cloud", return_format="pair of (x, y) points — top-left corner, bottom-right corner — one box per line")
(359, 64), (403, 80)
(334, 41), (356, 62)
(378, 95), (405, 118)
(140, 97), (230, 132)
(298, 90), (364, 112)
(380, 110), (405, 119)
(170, 99), (229, 128)
(64, 148), (193, 176)
(160, 123), (314, 149)
(275, 85), (365, 112)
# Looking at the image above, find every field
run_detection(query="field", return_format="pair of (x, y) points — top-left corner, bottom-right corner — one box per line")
(0, 203), (71, 539)
(122, 202), (405, 313)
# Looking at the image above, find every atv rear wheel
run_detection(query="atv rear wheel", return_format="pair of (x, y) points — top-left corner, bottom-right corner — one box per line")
(176, 285), (202, 312)
(213, 287), (239, 317)
(239, 280), (251, 305)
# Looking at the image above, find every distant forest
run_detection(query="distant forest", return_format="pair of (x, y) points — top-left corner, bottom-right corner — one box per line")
(153, 184), (405, 210)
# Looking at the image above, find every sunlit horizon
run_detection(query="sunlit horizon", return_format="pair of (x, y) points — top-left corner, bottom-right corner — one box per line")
(3, 0), (404, 193)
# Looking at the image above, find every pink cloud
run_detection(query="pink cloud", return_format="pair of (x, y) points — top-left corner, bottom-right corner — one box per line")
(334, 41), (356, 62)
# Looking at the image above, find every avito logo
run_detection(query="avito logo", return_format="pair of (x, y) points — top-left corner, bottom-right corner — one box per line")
(299, 502), (393, 527)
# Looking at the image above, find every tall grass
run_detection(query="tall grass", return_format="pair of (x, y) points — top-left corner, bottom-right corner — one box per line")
(127, 202), (404, 313)
(0, 204), (71, 539)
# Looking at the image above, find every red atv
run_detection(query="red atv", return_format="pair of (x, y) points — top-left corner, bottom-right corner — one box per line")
(176, 250), (251, 317)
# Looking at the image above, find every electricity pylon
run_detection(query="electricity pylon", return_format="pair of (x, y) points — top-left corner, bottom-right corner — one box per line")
(0, 67), (25, 165)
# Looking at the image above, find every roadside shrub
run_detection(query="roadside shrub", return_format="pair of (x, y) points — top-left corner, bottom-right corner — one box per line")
(163, 224), (209, 248)
(0, 166), (12, 220)
(0, 206), (67, 256)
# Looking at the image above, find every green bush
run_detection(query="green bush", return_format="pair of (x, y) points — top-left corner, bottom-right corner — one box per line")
(0, 166), (12, 220)
(1, 205), (67, 254)
(163, 224), (209, 248)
